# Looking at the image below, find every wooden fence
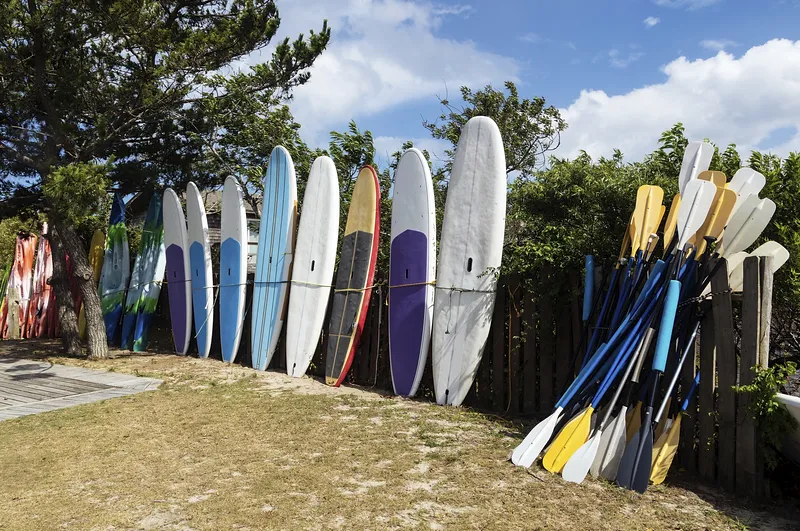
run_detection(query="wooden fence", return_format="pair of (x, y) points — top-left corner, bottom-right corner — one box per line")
(146, 256), (775, 498)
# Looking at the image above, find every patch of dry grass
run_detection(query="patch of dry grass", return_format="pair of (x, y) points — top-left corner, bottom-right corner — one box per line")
(0, 341), (797, 530)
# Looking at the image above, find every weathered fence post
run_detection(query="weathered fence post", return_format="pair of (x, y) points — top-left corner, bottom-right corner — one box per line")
(712, 259), (737, 492)
(737, 256), (761, 497)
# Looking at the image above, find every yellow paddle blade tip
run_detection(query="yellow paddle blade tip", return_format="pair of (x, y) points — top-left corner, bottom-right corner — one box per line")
(542, 408), (594, 473)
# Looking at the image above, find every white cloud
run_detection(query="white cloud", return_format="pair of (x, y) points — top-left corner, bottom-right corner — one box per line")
(643, 16), (660, 28)
(700, 39), (737, 51)
(556, 39), (800, 162)
(518, 32), (541, 43)
(608, 48), (645, 68)
(253, 0), (518, 146)
(654, 0), (721, 9)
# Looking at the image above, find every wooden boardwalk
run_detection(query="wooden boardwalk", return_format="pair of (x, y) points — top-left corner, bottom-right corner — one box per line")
(0, 357), (162, 421)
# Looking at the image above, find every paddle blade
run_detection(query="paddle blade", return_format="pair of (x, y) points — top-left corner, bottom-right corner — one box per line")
(678, 141), (714, 195)
(562, 434), (600, 484)
(721, 197), (776, 258)
(676, 180), (717, 251)
(694, 188), (737, 256)
(512, 408), (562, 467)
(662, 194), (681, 252)
(593, 410), (628, 480)
(616, 422), (654, 493)
(631, 186), (652, 254)
(542, 407), (594, 473)
(639, 186), (665, 252)
(651, 416), (683, 485)
(728, 242), (789, 292)
(728, 168), (766, 218)
(698, 170), (727, 188)
(626, 402), (642, 443)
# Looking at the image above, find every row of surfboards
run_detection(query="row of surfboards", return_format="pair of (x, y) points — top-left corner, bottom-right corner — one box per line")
(99, 116), (506, 405)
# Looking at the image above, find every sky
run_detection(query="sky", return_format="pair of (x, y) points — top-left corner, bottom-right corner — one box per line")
(246, 0), (800, 168)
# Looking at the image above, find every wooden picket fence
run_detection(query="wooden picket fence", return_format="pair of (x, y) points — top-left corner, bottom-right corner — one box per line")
(147, 256), (775, 498)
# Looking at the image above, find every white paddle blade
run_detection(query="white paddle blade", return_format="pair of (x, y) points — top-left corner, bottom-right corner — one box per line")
(562, 434), (600, 484)
(729, 242), (789, 292)
(594, 411), (628, 480)
(514, 409), (562, 468)
(676, 180), (717, 249)
(721, 198), (776, 258)
(679, 141), (714, 195)
(728, 168), (766, 218)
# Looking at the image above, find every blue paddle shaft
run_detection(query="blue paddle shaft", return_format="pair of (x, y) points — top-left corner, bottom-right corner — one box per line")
(681, 372), (701, 411)
(652, 280), (681, 373)
(583, 255), (594, 322)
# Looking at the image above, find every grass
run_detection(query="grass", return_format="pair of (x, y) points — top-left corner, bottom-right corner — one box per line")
(0, 341), (797, 530)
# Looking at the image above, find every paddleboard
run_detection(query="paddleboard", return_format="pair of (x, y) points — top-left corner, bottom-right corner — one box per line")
(28, 223), (52, 338)
(432, 116), (507, 406)
(286, 156), (340, 377)
(219, 176), (248, 363)
(251, 146), (297, 371)
(325, 166), (380, 386)
(163, 188), (192, 355)
(100, 193), (130, 344)
(389, 148), (436, 397)
(121, 193), (166, 351)
(78, 230), (106, 339)
(186, 182), (214, 359)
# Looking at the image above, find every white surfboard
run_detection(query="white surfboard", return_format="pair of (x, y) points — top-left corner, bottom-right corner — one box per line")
(219, 176), (248, 363)
(163, 188), (192, 355)
(186, 182), (214, 358)
(389, 148), (436, 397)
(432, 116), (506, 406)
(285, 156), (340, 377)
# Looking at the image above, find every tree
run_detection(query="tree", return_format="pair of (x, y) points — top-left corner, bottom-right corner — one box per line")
(0, 1), (330, 358)
(423, 81), (566, 178)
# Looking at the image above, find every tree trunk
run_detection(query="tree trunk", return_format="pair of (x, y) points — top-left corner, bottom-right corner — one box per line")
(48, 226), (82, 355)
(52, 224), (109, 359)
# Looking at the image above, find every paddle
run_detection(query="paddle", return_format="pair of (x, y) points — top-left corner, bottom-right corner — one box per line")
(728, 242), (790, 293)
(512, 263), (667, 468)
(662, 194), (681, 254)
(650, 372), (701, 485)
(689, 187), (736, 256)
(561, 326), (651, 483)
(615, 279), (682, 493)
(718, 195), (776, 258)
(727, 168), (766, 219)
(697, 170), (727, 188)
(583, 255), (595, 323)
(592, 328), (655, 480)
(678, 141), (714, 196)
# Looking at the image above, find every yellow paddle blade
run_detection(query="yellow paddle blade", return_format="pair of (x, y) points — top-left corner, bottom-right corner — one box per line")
(650, 416), (683, 485)
(630, 186), (653, 256)
(542, 407), (594, 473)
(662, 194), (681, 253)
(654, 398), (671, 440)
(656, 205), (666, 232)
(687, 184), (724, 249)
(625, 402), (643, 443)
(696, 188), (736, 256)
(638, 186), (665, 252)
(698, 170), (727, 188)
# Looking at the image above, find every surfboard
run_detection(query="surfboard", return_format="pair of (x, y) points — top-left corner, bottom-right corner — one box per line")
(219, 176), (247, 363)
(432, 116), (506, 406)
(163, 188), (192, 355)
(325, 166), (380, 387)
(121, 193), (166, 352)
(78, 230), (106, 339)
(389, 148), (436, 397)
(286, 156), (340, 377)
(2, 234), (36, 339)
(186, 182), (213, 359)
(28, 223), (52, 338)
(251, 146), (297, 371)
(100, 193), (130, 345)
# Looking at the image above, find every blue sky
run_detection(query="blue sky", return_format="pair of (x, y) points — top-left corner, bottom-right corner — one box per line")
(265, 0), (800, 167)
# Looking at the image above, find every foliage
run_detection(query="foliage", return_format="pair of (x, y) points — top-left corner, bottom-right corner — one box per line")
(735, 362), (799, 471)
(0, 216), (39, 267)
(41, 162), (111, 235)
(423, 81), (566, 177)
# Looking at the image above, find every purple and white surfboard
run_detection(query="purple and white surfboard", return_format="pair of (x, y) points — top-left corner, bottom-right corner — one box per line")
(163, 188), (192, 355)
(389, 149), (436, 397)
